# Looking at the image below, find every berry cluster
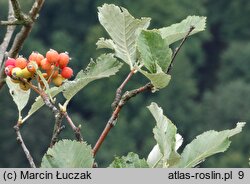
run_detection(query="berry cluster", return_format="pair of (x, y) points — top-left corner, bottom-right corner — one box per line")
(4, 49), (73, 90)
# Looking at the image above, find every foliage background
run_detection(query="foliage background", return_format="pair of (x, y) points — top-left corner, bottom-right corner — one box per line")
(0, 0), (249, 167)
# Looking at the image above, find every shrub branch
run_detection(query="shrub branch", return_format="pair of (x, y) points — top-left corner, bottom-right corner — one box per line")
(14, 122), (36, 168)
(93, 26), (195, 156)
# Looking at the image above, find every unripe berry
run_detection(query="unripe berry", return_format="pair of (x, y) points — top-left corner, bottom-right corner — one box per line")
(19, 83), (30, 91)
(61, 66), (73, 79)
(46, 49), (59, 63)
(11, 67), (22, 78)
(52, 74), (65, 87)
(29, 52), (44, 66)
(5, 58), (16, 67)
(58, 52), (70, 68)
(21, 67), (33, 79)
(15, 57), (27, 69)
(4, 65), (15, 76)
(41, 58), (51, 70)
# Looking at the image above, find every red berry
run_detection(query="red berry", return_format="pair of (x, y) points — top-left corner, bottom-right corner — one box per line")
(15, 57), (27, 69)
(4, 65), (15, 76)
(41, 58), (51, 70)
(5, 58), (16, 67)
(46, 65), (59, 78)
(58, 52), (70, 68)
(61, 67), (73, 79)
(46, 49), (59, 63)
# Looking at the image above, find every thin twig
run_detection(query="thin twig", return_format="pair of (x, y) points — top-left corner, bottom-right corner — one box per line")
(93, 83), (153, 156)
(166, 26), (195, 74)
(14, 123), (36, 168)
(50, 124), (65, 148)
(64, 112), (84, 142)
(0, 0), (45, 90)
(0, 1), (16, 89)
(111, 69), (135, 109)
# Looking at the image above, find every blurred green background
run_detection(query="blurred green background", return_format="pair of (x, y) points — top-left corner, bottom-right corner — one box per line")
(0, 0), (249, 167)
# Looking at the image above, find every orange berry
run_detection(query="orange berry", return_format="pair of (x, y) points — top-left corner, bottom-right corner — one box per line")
(61, 66), (73, 79)
(41, 58), (51, 70)
(58, 52), (70, 68)
(27, 62), (36, 73)
(29, 52), (44, 66)
(15, 57), (27, 69)
(46, 49), (59, 63)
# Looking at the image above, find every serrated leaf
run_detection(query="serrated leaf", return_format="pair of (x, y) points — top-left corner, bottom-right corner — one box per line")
(137, 30), (172, 73)
(6, 77), (30, 117)
(159, 16), (206, 44)
(63, 54), (122, 101)
(23, 86), (63, 122)
(177, 122), (246, 168)
(98, 4), (151, 68)
(96, 37), (116, 50)
(41, 139), (94, 168)
(147, 102), (179, 168)
(139, 64), (171, 90)
(109, 152), (148, 168)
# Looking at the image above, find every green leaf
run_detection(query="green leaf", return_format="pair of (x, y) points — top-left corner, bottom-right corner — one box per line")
(159, 16), (206, 44)
(137, 30), (172, 73)
(63, 54), (122, 102)
(96, 38), (116, 50)
(97, 4), (151, 68)
(23, 87), (63, 123)
(6, 77), (30, 119)
(41, 139), (94, 168)
(177, 122), (246, 168)
(147, 102), (179, 168)
(109, 152), (148, 168)
(139, 64), (171, 90)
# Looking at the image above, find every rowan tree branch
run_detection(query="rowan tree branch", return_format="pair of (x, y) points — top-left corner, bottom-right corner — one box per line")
(0, 1), (16, 89)
(0, 0), (45, 90)
(64, 112), (84, 142)
(14, 122), (36, 168)
(93, 83), (153, 156)
(93, 26), (196, 156)
(166, 26), (195, 74)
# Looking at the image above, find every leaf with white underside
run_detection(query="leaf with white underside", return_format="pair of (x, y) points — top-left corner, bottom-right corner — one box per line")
(6, 76), (30, 119)
(147, 102), (179, 168)
(96, 38), (116, 50)
(41, 139), (94, 168)
(109, 152), (148, 168)
(23, 86), (63, 122)
(159, 16), (206, 44)
(177, 122), (246, 168)
(137, 30), (172, 73)
(97, 4), (151, 68)
(139, 64), (171, 90)
(62, 54), (122, 102)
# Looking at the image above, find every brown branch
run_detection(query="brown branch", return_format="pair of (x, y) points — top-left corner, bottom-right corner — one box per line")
(93, 26), (196, 156)
(14, 123), (36, 168)
(111, 69), (135, 109)
(64, 112), (84, 142)
(0, 1), (16, 89)
(93, 83), (153, 156)
(0, 0), (45, 90)
(166, 26), (195, 74)
(50, 124), (65, 148)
